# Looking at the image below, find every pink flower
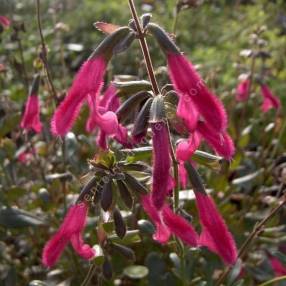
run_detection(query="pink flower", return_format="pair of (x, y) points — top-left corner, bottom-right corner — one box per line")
(20, 95), (42, 133)
(86, 83), (128, 149)
(42, 202), (95, 267)
(236, 80), (250, 101)
(176, 131), (201, 162)
(197, 121), (235, 160)
(151, 122), (171, 209)
(51, 56), (106, 136)
(141, 195), (198, 246)
(178, 162), (188, 189)
(162, 205), (198, 247)
(0, 16), (10, 28)
(177, 95), (199, 131)
(260, 84), (281, 113)
(195, 192), (237, 265)
(141, 195), (171, 243)
(269, 256), (286, 276)
(167, 53), (227, 133)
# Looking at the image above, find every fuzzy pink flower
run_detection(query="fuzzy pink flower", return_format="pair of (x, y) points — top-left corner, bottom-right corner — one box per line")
(151, 122), (171, 209)
(195, 192), (237, 265)
(176, 131), (201, 162)
(17, 149), (35, 164)
(42, 202), (95, 267)
(86, 84), (128, 149)
(141, 195), (171, 243)
(236, 79), (250, 101)
(51, 56), (106, 136)
(0, 16), (10, 28)
(162, 205), (198, 247)
(177, 95), (199, 131)
(269, 256), (286, 276)
(197, 121), (235, 160)
(20, 94), (42, 133)
(167, 53), (227, 133)
(260, 84), (281, 113)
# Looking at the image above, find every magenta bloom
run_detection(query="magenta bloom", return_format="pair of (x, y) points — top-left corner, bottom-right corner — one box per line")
(269, 255), (286, 277)
(260, 84), (281, 113)
(167, 53), (227, 133)
(0, 16), (10, 28)
(142, 195), (198, 246)
(236, 79), (250, 101)
(195, 192), (237, 265)
(176, 131), (201, 162)
(141, 195), (171, 243)
(51, 56), (106, 136)
(151, 122), (171, 209)
(177, 95), (199, 131)
(178, 162), (188, 189)
(162, 205), (198, 247)
(86, 83), (128, 149)
(197, 121), (235, 160)
(20, 94), (42, 133)
(42, 202), (95, 267)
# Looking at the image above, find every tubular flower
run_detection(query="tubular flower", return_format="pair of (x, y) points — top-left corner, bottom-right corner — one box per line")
(176, 132), (201, 162)
(167, 53), (227, 133)
(177, 94), (199, 131)
(86, 83), (128, 149)
(52, 56), (106, 136)
(141, 195), (171, 243)
(236, 79), (250, 101)
(197, 121), (235, 160)
(178, 162), (188, 189)
(162, 205), (198, 247)
(42, 202), (95, 267)
(20, 95), (42, 133)
(195, 192), (238, 265)
(0, 16), (10, 28)
(260, 84), (281, 113)
(20, 75), (42, 133)
(151, 122), (171, 209)
(142, 195), (198, 246)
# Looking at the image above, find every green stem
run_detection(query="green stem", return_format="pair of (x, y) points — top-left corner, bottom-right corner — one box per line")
(258, 276), (286, 286)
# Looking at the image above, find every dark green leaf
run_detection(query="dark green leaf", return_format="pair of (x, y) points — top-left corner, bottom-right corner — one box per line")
(101, 179), (113, 211)
(113, 208), (126, 239)
(116, 180), (133, 209)
(149, 95), (165, 123)
(124, 172), (148, 195)
(110, 243), (135, 260)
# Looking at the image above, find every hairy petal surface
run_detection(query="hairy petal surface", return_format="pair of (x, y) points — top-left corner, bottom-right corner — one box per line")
(197, 121), (235, 160)
(176, 132), (201, 162)
(167, 53), (227, 132)
(151, 122), (171, 209)
(141, 195), (171, 243)
(162, 205), (198, 247)
(51, 57), (106, 136)
(195, 192), (238, 265)
(42, 203), (94, 267)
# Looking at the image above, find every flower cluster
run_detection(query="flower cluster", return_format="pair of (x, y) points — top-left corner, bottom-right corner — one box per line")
(42, 21), (238, 268)
(236, 79), (281, 112)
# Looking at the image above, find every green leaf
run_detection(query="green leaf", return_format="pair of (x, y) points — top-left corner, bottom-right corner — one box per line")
(124, 172), (148, 195)
(0, 207), (46, 228)
(116, 179), (133, 209)
(113, 208), (126, 239)
(123, 265), (149, 279)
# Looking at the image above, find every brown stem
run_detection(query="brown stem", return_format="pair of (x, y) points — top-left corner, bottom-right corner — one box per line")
(215, 193), (286, 286)
(128, 0), (160, 95)
(36, 0), (57, 102)
(17, 37), (29, 91)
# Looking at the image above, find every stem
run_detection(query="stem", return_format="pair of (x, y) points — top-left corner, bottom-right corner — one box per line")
(17, 37), (29, 91)
(172, 0), (181, 34)
(80, 262), (97, 286)
(258, 276), (286, 286)
(215, 194), (286, 286)
(36, 0), (57, 101)
(128, 0), (160, 95)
